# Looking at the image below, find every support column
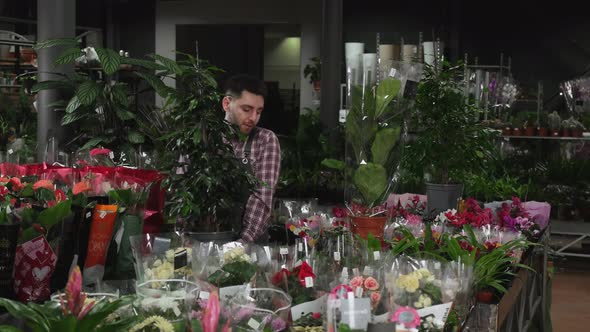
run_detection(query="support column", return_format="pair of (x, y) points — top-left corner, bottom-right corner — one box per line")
(319, 0), (343, 129)
(37, 0), (75, 161)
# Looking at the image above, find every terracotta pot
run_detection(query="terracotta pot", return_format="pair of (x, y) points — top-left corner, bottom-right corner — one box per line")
(512, 128), (521, 136)
(476, 290), (495, 304)
(350, 216), (387, 240)
(501, 127), (512, 136)
(525, 127), (535, 136)
(562, 129), (571, 137)
(537, 127), (548, 137)
(312, 80), (321, 92)
(550, 130), (560, 137)
(571, 129), (583, 137)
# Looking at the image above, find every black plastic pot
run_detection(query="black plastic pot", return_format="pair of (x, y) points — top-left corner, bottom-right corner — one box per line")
(0, 223), (20, 299)
(426, 183), (464, 215)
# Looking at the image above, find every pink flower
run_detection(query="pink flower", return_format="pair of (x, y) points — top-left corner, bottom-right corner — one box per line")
(350, 276), (364, 289)
(89, 148), (112, 157)
(406, 214), (422, 225)
(201, 290), (220, 332)
(60, 265), (95, 319)
(363, 277), (379, 291)
(312, 312), (321, 319)
(370, 291), (381, 305)
(9, 177), (23, 192)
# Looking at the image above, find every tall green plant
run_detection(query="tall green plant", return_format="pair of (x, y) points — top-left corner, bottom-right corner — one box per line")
(403, 62), (498, 184)
(32, 38), (159, 154)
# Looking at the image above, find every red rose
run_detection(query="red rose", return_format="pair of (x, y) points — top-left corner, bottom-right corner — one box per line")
(298, 261), (316, 287)
(312, 312), (321, 320)
(271, 269), (290, 285)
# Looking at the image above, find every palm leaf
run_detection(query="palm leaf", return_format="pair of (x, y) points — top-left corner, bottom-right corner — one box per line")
(95, 48), (121, 75)
(34, 38), (79, 50)
(151, 53), (182, 75)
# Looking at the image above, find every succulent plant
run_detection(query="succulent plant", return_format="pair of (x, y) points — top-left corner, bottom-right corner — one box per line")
(548, 111), (561, 131)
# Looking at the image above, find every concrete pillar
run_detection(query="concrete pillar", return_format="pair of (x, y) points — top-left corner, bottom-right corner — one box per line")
(320, 0), (343, 129)
(37, 0), (75, 161)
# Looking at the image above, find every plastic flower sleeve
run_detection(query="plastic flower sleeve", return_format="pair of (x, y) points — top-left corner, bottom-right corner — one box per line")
(227, 285), (292, 328)
(326, 283), (372, 331)
(129, 232), (193, 283)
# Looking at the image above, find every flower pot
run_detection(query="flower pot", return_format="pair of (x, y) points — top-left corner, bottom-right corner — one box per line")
(475, 290), (495, 304)
(312, 80), (321, 92)
(511, 128), (521, 136)
(501, 127), (512, 136)
(525, 126), (535, 136)
(572, 129), (583, 137)
(350, 216), (387, 240)
(426, 183), (464, 215)
(537, 127), (548, 137)
(0, 223), (19, 299)
(562, 128), (571, 137)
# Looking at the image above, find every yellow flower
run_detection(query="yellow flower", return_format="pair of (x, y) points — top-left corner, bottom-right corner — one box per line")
(396, 274), (419, 293)
(130, 315), (175, 332)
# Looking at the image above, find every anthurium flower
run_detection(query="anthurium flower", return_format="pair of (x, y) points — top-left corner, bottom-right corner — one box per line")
(0, 177), (9, 184)
(9, 177), (23, 192)
(73, 181), (92, 195)
(297, 261), (316, 287)
(33, 179), (54, 191)
(89, 148), (112, 157)
(55, 189), (67, 202)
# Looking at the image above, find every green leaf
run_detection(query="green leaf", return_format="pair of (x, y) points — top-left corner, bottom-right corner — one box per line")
(116, 109), (135, 121)
(32, 80), (73, 93)
(108, 189), (133, 206)
(78, 296), (136, 331)
(55, 48), (83, 65)
(127, 131), (145, 144)
(133, 71), (172, 98)
(95, 48), (121, 75)
(0, 325), (24, 332)
(192, 128), (202, 145)
(81, 137), (106, 150)
(151, 53), (182, 75)
(375, 77), (401, 118)
(34, 38), (79, 50)
(65, 96), (81, 114)
(371, 126), (401, 165)
(76, 81), (100, 106)
(61, 111), (88, 125)
(120, 57), (166, 71)
(321, 158), (345, 170)
(0, 298), (49, 332)
(111, 84), (129, 107)
(48, 315), (77, 332)
(38, 200), (72, 232)
(353, 162), (387, 206)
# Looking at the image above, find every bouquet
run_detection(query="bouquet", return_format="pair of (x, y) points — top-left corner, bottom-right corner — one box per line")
(205, 243), (258, 288)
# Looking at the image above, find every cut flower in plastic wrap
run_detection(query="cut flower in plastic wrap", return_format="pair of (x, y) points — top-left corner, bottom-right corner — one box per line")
(196, 242), (259, 288)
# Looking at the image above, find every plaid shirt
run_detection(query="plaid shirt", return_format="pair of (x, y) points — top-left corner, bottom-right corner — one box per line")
(230, 127), (281, 242)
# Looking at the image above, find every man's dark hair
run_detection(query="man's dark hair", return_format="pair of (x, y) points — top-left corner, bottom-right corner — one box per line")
(224, 74), (268, 99)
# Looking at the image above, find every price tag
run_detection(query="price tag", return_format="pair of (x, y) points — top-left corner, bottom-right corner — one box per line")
(86, 212), (92, 219)
(247, 318), (260, 330)
(305, 276), (314, 288)
(342, 267), (349, 278)
(341, 297), (371, 330)
(373, 251), (381, 260)
(363, 266), (373, 276)
(298, 242), (303, 252)
(435, 262), (441, 269)
(7, 149), (13, 155)
(280, 247), (288, 255)
(250, 252), (257, 262)
(353, 268), (360, 276)
(174, 249), (188, 270)
(334, 251), (341, 261)
(145, 159), (151, 165)
(199, 291), (210, 300)
(109, 151), (114, 159)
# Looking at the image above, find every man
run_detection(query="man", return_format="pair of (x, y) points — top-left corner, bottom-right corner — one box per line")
(222, 74), (281, 242)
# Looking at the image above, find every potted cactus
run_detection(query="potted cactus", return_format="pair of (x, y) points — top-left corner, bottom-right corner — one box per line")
(511, 117), (522, 136)
(548, 111), (561, 137)
(561, 118), (573, 137)
(569, 117), (585, 137)
(536, 113), (548, 137)
(524, 114), (536, 136)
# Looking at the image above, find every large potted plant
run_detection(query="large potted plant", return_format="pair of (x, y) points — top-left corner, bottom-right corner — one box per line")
(324, 72), (405, 240)
(403, 61), (497, 215)
(137, 53), (258, 241)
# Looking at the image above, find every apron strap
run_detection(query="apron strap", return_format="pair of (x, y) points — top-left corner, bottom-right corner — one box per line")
(242, 128), (259, 165)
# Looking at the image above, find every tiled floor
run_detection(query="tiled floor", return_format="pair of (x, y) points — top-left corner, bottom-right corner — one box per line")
(550, 259), (590, 331)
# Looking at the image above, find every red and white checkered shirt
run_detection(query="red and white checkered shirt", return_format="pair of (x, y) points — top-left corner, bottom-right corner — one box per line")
(230, 127), (281, 242)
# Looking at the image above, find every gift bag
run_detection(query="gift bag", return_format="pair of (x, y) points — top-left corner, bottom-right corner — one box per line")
(13, 235), (58, 302)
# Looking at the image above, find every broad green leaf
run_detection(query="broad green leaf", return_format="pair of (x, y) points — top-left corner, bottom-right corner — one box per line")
(61, 111), (88, 125)
(134, 71), (172, 98)
(54, 48), (83, 65)
(76, 81), (100, 106)
(38, 200), (72, 231)
(128, 131), (145, 144)
(192, 128), (202, 145)
(353, 162), (387, 206)
(0, 325), (24, 332)
(95, 48), (121, 75)
(151, 53), (182, 75)
(34, 37), (79, 50)
(32, 80), (73, 93)
(108, 189), (133, 206)
(120, 57), (166, 71)
(375, 78), (401, 118)
(48, 315), (77, 332)
(371, 126), (400, 165)
(115, 109), (135, 121)
(81, 137), (106, 150)
(65, 96), (81, 114)
(0, 298), (49, 332)
(321, 158), (345, 170)
(111, 84), (129, 107)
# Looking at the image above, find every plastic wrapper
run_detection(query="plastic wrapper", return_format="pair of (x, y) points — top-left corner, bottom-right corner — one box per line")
(130, 232), (193, 284)
(227, 285), (292, 326)
(560, 76), (590, 114)
(326, 283), (373, 331)
(83, 204), (118, 285)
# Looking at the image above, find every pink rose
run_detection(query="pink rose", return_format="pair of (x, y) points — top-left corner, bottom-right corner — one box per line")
(364, 277), (379, 291)
(350, 276), (364, 289)
(370, 291), (381, 305)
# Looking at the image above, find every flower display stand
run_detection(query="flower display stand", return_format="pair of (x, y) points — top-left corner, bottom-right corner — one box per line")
(463, 229), (549, 331)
